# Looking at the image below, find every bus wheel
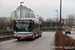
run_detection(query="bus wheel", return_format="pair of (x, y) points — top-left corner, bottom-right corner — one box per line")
(17, 39), (20, 41)
(35, 34), (38, 37)
(39, 33), (42, 37)
(32, 35), (35, 40)
(39, 35), (42, 37)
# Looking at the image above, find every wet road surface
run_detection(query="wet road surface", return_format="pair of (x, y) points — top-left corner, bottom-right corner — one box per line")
(66, 31), (75, 39)
(63, 31), (75, 39)
(0, 32), (55, 50)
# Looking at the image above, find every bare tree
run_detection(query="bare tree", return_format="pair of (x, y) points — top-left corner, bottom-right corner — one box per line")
(46, 18), (56, 22)
(0, 17), (11, 30)
(38, 17), (45, 22)
(66, 14), (74, 27)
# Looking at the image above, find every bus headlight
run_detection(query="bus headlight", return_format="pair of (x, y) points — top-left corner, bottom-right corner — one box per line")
(30, 33), (33, 36)
(14, 34), (17, 36)
(14, 31), (16, 33)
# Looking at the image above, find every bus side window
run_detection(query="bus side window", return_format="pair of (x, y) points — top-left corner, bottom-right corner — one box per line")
(33, 22), (35, 29)
(36, 24), (38, 28)
(34, 24), (38, 29)
(40, 25), (42, 28)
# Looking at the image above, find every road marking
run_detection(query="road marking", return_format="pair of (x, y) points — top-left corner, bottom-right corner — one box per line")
(72, 33), (75, 34)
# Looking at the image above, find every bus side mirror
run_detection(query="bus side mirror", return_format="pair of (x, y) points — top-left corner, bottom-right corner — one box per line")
(33, 21), (34, 25)
(10, 21), (13, 26)
(40, 25), (42, 28)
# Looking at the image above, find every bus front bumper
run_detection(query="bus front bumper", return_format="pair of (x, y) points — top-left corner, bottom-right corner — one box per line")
(14, 35), (34, 39)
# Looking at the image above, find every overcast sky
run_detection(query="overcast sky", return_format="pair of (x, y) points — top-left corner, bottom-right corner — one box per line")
(0, 0), (75, 20)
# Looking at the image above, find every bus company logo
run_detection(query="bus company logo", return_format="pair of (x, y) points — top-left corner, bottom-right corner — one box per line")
(15, 20), (18, 22)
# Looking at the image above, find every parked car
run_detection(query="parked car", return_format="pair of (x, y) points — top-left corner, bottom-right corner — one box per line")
(65, 29), (71, 34)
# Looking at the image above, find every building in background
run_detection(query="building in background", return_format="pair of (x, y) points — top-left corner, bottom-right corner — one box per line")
(11, 11), (15, 20)
(11, 5), (35, 20)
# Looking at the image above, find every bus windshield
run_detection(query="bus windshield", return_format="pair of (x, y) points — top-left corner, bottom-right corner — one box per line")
(14, 20), (33, 32)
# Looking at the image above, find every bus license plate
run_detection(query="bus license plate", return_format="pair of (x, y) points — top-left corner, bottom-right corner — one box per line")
(21, 37), (25, 39)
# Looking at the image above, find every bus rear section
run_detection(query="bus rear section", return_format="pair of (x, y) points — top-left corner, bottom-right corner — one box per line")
(13, 19), (42, 40)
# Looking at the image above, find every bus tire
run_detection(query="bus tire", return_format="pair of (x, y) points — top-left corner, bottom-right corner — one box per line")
(17, 39), (20, 41)
(39, 32), (42, 37)
(39, 35), (42, 37)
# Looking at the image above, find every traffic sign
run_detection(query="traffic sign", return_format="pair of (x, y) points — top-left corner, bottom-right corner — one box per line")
(59, 19), (64, 24)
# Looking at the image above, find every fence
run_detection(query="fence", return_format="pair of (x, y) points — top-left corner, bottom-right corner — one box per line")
(0, 32), (13, 41)
(42, 22), (64, 28)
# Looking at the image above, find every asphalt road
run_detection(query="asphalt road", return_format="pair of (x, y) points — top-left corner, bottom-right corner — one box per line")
(65, 31), (75, 39)
(0, 32), (55, 50)
(62, 31), (75, 39)
(66, 28), (75, 39)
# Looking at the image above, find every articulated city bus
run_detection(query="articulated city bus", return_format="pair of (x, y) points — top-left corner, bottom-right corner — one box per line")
(13, 18), (42, 40)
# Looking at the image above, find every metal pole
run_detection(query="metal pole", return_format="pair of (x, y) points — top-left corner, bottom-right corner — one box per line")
(20, 3), (21, 19)
(55, 10), (58, 30)
(60, 0), (62, 32)
(57, 11), (58, 30)
(0, 18), (1, 29)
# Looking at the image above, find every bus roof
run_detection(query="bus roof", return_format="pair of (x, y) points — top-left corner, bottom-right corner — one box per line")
(15, 18), (37, 20)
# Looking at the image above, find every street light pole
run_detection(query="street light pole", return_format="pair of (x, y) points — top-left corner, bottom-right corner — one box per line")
(20, 2), (24, 19)
(60, 0), (62, 32)
(55, 10), (58, 30)
(0, 18), (1, 29)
